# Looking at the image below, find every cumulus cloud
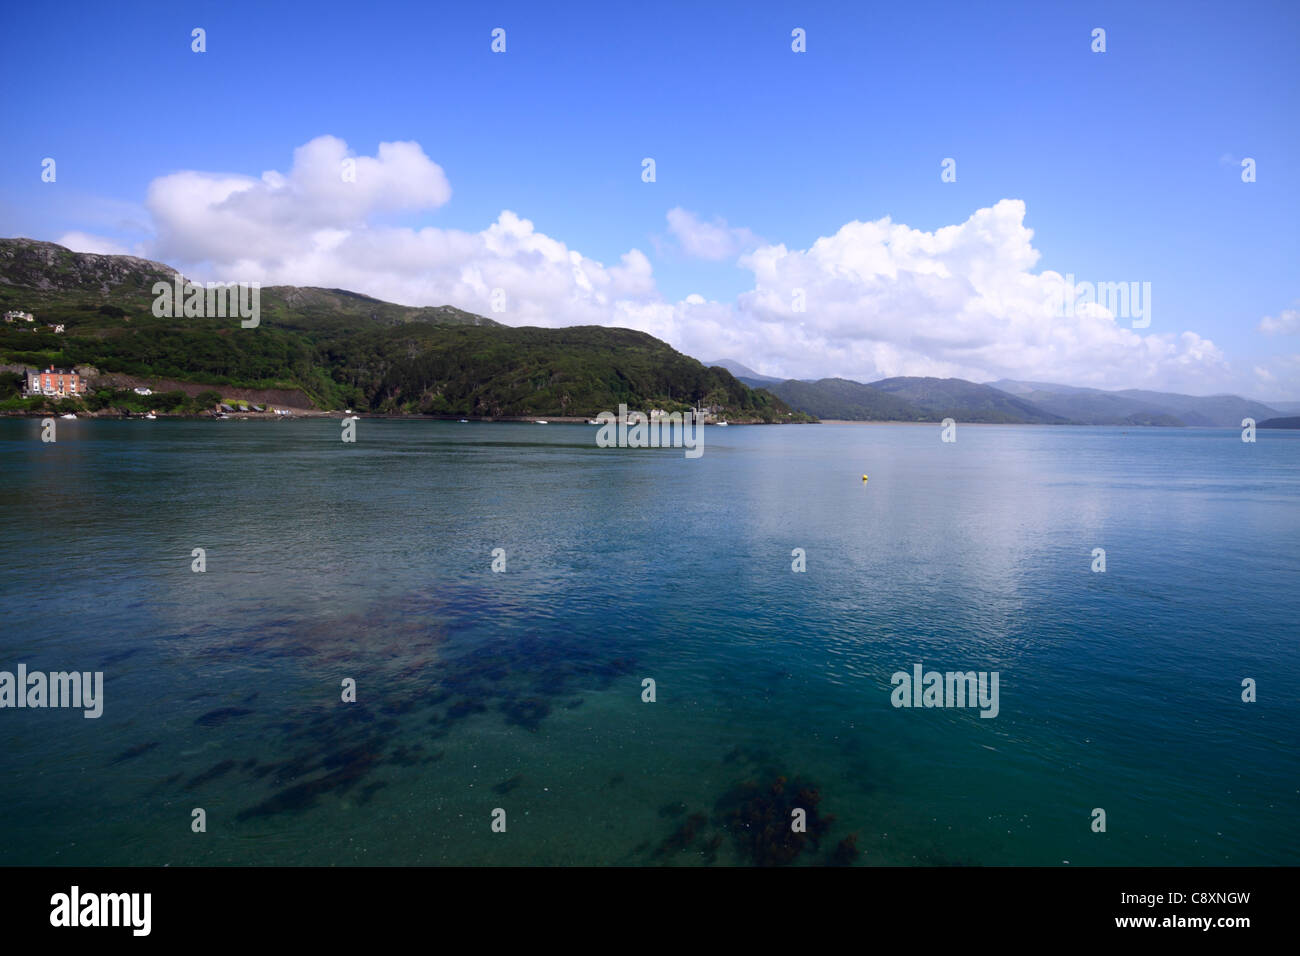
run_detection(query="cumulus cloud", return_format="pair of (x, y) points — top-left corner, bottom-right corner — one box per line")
(665, 207), (762, 260)
(727, 200), (1228, 392)
(112, 136), (662, 327)
(55, 137), (1249, 394)
(145, 136), (451, 270)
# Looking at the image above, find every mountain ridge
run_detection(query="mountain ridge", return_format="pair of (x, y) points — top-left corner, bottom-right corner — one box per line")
(0, 238), (807, 422)
(714, 357), (1284, 426)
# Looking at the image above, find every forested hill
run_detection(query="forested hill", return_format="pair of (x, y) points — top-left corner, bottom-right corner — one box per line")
(0, 238), (806, 421)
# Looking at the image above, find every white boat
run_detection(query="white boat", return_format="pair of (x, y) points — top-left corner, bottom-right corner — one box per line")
(586, 419), (600, 424)
(145, 412), (156, 420)
(534, 420), (548, 424)
(60, 413), (76, 419)
(715, 420), (729, 426)
(459, 419), (469, 423)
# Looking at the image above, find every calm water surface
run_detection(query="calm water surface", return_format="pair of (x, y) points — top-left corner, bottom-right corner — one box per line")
(1, 419), (1296, 865)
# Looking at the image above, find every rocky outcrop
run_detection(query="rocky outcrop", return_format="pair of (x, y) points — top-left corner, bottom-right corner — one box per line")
(0, 238), (180, 296)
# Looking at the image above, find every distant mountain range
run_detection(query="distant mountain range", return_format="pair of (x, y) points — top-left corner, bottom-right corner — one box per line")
(986, 379), (1281, 427)
(1263, 401), (1300, 415)
(716, 361), (1288, 427)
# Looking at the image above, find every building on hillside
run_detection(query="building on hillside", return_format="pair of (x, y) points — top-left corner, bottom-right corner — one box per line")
(48, 324), (65, 334)
(133, 387), (153, 395)
(26, 366), (87, 397)
(5, 311), (35, 323)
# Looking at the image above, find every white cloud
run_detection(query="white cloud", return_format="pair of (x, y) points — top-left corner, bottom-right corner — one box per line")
(1258, 308), (1299, 335)
(665, 207), (761, 260)
(724, 200), (1229, 392)
(145, 136), (451, 269)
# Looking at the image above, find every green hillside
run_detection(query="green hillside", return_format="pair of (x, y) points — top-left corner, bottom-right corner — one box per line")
(0, 238), (808, 422)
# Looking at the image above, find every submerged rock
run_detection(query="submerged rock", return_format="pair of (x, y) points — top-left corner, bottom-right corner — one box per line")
(714, 774), (834, 866)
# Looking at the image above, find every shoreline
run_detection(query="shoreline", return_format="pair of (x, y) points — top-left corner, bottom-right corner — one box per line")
(7, 412), (1269, 428)
(0, 410), (791, 425)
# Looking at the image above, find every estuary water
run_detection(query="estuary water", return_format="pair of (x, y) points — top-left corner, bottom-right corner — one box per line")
(1, 418), (1297, 865)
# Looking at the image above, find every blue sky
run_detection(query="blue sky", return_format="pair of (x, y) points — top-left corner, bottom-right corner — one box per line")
(2, 0), (1297, 397)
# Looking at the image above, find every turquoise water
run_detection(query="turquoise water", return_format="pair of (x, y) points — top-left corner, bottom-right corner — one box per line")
(1, 418), (1297, 865)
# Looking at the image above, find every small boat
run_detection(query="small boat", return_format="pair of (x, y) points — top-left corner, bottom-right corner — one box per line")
(715, 420), (729, 426)
(60, 413), (76, 419)
(145, 412), (156, 420)
(586, 419), (600, 425)
(459, 419), (469, 423)
(534, 420), (548, 424)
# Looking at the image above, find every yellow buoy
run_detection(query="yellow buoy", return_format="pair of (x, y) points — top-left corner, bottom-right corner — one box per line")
(862, 474), (869, 481)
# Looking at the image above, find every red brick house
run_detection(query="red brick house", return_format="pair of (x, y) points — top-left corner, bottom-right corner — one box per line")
(26, 366), (86, 398)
